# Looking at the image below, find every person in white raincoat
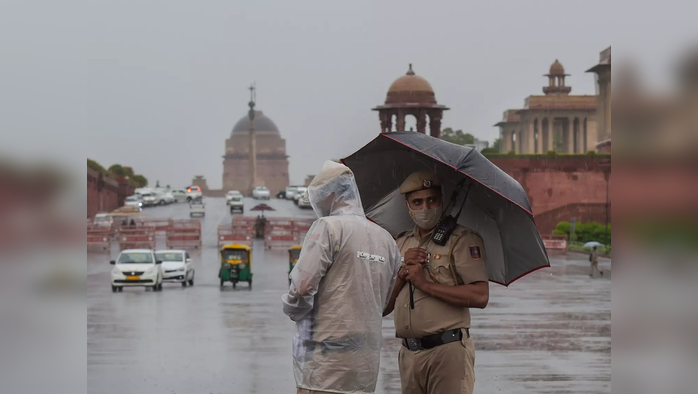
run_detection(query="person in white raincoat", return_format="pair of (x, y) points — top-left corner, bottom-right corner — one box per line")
(282, 161), (402, 394)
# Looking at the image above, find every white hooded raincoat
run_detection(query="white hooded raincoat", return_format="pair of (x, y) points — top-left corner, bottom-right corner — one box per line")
(282, 161), (401, 394)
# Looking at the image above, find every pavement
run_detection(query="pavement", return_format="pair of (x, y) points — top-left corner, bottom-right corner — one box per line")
(87, 198), (611, 394)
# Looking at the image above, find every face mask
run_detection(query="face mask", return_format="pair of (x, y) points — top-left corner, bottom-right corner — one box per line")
(409, 205), (443, 230)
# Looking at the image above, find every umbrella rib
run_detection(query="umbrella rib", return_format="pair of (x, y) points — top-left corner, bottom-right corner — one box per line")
(380, 133), (534, 216)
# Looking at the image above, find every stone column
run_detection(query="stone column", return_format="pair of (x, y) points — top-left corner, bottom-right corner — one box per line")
(380, 112), (390, 133)
(430, 116), (442, 139)
(396, 109), (406, 131)
(416, 110), (427, 134)
(528, 120), (536, 153)
(567, 117), (575, 153)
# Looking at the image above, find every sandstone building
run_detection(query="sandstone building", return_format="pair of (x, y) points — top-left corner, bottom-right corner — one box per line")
(496, 60), (598, 153)
(222, 111), (289, 196)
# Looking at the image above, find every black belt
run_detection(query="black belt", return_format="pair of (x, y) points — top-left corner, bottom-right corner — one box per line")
(401, 328), (469, 351)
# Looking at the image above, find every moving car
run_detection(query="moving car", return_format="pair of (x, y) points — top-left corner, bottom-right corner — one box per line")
(226, 191), (244, 214)
(189, 197), (205, 217)
(110, 249), (163, 292)
(285, 186), (299, 201)
(186, 186), (202, 202)
(93, 213), (114, 228)
(252, 186), (271, 200)
(124, 195), (143, 209)
(155, 250), (195, 287)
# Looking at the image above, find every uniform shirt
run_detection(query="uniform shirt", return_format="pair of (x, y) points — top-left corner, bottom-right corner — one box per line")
(394, 224), (489, 339)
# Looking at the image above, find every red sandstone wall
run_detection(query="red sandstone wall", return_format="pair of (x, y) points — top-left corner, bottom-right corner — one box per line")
(87, 168), (132, 218)
(487, 156), (611, 234)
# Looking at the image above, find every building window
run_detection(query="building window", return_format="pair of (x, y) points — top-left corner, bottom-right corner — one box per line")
(534, 119), (539, 154)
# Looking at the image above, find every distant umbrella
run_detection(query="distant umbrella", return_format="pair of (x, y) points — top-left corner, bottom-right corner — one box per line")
(250, 203), (275, 216)
(584, 241), (603, 248)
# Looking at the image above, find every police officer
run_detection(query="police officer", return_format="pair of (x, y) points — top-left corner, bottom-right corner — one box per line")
(383, 171), (490, 394)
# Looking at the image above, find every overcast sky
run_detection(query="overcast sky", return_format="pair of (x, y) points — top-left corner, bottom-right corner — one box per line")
(1, 0), (696, 188)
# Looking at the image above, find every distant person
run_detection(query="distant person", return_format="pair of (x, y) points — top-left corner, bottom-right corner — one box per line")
(282, 161), (401, 394)
(590, 246), (603, 277)
(129, 219), (136, 227)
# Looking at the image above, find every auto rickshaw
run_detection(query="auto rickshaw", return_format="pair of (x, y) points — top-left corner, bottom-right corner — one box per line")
(219, 244), (253, 290)
(288, 245), (302, 285)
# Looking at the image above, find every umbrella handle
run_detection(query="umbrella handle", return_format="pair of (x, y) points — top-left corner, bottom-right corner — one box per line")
(409, 283), (415, 309)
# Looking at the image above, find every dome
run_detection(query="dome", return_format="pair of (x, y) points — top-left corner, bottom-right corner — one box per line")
(549, 59), (566, 76)
(231, 111), (279, 135)
(385, 64), (437, 105)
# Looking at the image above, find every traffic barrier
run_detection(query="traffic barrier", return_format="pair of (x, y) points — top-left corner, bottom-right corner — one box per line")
(119, 227), (156, 250)
(166, 220), (201, 249)
(136, 218), (172, 235)
(542, 234), (568, 254)
(264, 230), (299, 249)
(87, 225), (111, 251)
(292, 219), (314, 245)
(217, 225), (254, 248)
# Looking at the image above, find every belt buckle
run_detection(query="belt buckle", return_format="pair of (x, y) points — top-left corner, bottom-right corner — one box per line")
(406, 338), (421, 351)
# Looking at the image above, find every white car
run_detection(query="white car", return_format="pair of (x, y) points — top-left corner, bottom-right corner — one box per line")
(124, 195), (143, 209)
(189, 198), (205, 217)
(186, 186), (203, 201)
(285, 186), (298, 201)
(226, 191), (244, 213)
(155, 250), (195, 287)
(252, 186), (271, 200)
(155, 189), (175, 204)
(110, 249), (163, 292)
(171, 189), (187, 202)
(139, 192), (157, 207)
(297, 189), (312, 209)
(93, 213), (114, 228)
(294, 187), (308, 205)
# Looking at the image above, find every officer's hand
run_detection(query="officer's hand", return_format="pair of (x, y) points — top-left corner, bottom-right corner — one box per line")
(404, 248), (428, 266)
(398, 265), (409, 281)
(404, 264), (427, 289)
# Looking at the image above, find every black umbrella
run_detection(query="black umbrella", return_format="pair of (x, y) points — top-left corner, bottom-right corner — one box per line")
(342, 132), (549, 286)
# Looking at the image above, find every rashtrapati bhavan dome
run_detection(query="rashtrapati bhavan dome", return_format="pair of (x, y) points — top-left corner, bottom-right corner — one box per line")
(222, 111), (289, 195)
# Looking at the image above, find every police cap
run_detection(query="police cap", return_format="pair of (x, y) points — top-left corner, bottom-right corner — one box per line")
(399, 171), (441, 195)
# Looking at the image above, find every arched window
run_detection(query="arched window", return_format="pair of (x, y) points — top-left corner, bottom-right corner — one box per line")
(573, 118), (580, 153)
(583, 118), (588, 152)
(542, 118), (549, 152)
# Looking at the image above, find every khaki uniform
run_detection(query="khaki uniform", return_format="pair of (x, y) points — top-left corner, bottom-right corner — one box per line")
(394, 225), (489, 394)
(590, 250), (601, 277)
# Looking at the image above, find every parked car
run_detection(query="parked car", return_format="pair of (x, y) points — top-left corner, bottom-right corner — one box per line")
(139, 192), (157, 207)
(297, 189), (312, 209)
(189, 197), (205, 217)
(252, 186), (271, 200)
(93, 213), (113, 228)
(276, 190), (286, 199)
(155, 250), (195, 287)
(110, 249), (163, 292)
(285, 186), (299, 201)
(228, 195), (244, 214)
(124, 195), (143, 209)
(171, 189), (187, 202)
(186, 186), (202, 202)
(294, 187), (308, 205)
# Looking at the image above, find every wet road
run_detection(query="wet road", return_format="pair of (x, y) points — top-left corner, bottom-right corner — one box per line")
(88, 198), (611, 394)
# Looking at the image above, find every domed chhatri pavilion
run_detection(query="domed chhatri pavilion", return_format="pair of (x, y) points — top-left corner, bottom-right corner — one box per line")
(495, 59), (599, 154)
(222, 111), (289, 195)
(373, 64), (449, 138)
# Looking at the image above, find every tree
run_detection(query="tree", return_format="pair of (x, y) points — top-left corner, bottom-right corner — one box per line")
(492, 138), (502, 152)
(122, 166), (134, 177)
(441, 128), (475, 146)
(87, 159), (105, 173)
(131, 174), (148, 188)
(108, 164), (125, 177)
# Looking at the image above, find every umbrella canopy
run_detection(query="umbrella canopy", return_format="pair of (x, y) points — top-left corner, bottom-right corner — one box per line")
(342, 131), (549, 286)
(250, 203), (275, 212)
(584, 241), (603, 248)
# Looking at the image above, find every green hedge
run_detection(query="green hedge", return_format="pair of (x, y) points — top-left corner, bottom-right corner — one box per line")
(553, 220), (611, 245)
